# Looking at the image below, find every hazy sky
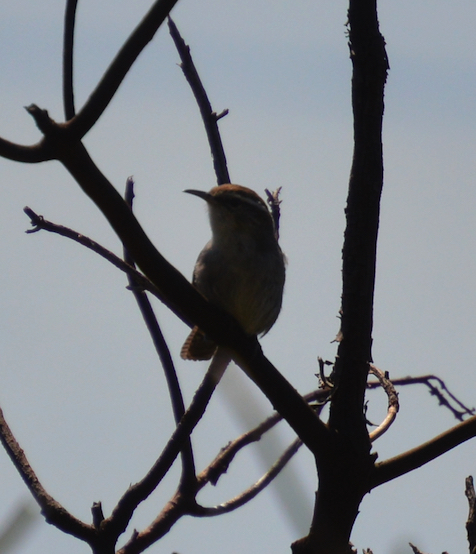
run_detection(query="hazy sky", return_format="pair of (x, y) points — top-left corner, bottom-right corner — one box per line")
(1, 1), (476, 553)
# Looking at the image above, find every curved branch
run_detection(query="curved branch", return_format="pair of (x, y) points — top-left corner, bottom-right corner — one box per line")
(195, 438), (303, 516)
(0, 136), (52, 163)
(371, 415), (476, 489)
(66, 0), (179, 140)
(368, 364), (399, 442)
(0, 407), (95, 543)
(123, 178), (196, 492)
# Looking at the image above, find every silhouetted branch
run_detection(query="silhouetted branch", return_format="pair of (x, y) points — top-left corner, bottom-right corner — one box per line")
(63, 0), (78, 120)
(265, 187), (283, 240)
(0, 407), (95, 543)
(466, 476), (476, 554)
(64, 0), (179, 141)
(409, 544), (427, 554)
(23, 206), (165, 302)
(18, 39), (329, 467)
(104, 349), (231, 545)
(123, 177), (196, 491)
(371, 415), (476, 489)
(368, 374), (475, 421)
(168, 16), (230, 186)
(0, 136), (52, 163)
(195, 438), (303, 516)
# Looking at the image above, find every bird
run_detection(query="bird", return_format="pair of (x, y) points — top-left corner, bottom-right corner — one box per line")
(181, 184), (286, 360)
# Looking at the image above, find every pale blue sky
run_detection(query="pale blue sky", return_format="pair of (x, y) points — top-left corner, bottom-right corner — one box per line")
(1, 1), (475, 553)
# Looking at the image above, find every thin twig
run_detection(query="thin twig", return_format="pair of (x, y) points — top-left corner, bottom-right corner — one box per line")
(168, 16), (231, 185)
(408, 544), (432, 554)
(265, 187), (283, 240)
(123, 177), (196, 491)
(23, 206), (166, 304)
(367, 374), (475, 421)
(63, 0), (78, 120)
(104, 349), (231, 545)
(368, 364), (399, 442)
(194, 438), (303, 516)
(198, 410), (285, 488)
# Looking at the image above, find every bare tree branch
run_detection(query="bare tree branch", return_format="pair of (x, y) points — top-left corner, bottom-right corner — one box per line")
(123, 177), (196, 492)
(168, 17), (231, 186)
(194, 438), (303, 516)
(466, 476), (476, 554)
(368, 364), (399, 442)
(103, 349), (231, 545)
(371, 415), (476, 489)
(65, 0), (180, 141)
(23, 207), (165, 304)
(368, 374), (475, 421)
(0, 136), (52, 163)
(63, 0), (78, 120)
(0, 407), (95, 543)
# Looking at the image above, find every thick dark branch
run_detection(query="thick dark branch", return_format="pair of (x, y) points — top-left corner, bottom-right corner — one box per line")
(0, 136), (52, 163)
(0, 407), (95, 543)
(371, 415), (476, 489)
(51, 138), (329, 458)
(65, 0), (179, 140)
(63, 0), (79, 120)
(465, 476), (476, 554)
(329, 0), (389, 440)
(168, 17), (231, 185)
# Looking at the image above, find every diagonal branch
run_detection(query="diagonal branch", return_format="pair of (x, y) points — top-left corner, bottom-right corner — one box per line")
(168, 17), (231, 186)
(371, 415), (476, 489)
(106, 348), (231, 548)
(66, 0), (179, 141)
(23, 206), (165, 304)
(0, 407), (95, 543)
(194, 438), (303, 516)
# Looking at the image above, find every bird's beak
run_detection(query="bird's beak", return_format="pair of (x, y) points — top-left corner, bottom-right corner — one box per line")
(183, 189), (213, 202)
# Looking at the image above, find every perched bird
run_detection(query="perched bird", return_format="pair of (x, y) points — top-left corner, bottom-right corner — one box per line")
(181, 184), (286, 360)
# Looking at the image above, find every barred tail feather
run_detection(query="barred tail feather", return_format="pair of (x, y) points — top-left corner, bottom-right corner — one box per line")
(180, 326), (217, 361)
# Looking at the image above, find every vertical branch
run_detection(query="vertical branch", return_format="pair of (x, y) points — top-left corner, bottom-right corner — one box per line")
(329, 0), (389, 441)
(63, 0), (79, 120)
(123, 178), (196, 492)
(293, 3), (389, 552)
